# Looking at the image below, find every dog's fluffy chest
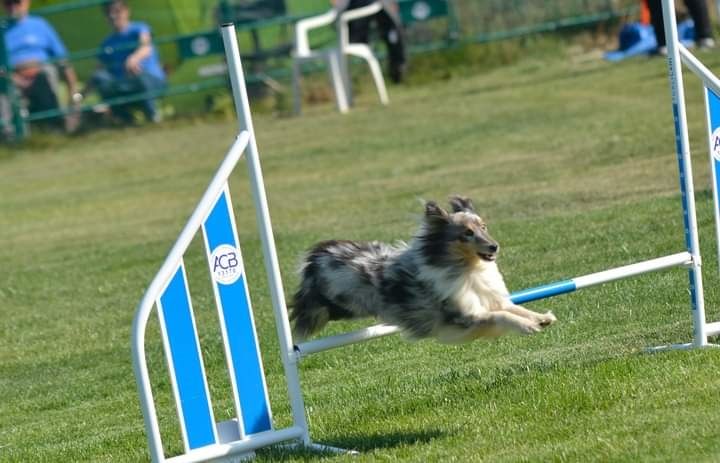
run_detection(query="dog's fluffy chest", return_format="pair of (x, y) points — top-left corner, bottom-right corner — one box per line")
(450, 263), (509, 314)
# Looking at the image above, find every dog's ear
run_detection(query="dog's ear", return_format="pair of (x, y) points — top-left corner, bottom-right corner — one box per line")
(449, 195), (475, 213)
(425, 200), (449, 222)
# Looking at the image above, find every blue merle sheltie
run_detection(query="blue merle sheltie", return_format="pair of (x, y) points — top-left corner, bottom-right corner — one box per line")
(290, 196), (557, 343)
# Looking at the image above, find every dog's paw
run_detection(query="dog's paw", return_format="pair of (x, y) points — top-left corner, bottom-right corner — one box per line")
(517, 319), (543, 335)
(537, 311), (557, 327)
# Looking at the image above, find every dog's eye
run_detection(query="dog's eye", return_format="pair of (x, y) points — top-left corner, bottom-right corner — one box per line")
(480, 224), (487, 231)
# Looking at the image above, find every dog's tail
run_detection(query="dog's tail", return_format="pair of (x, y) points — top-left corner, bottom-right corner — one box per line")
(289, 251), (335, 340)
(289, 281), (330, 341)
(291, 241), (365, 340)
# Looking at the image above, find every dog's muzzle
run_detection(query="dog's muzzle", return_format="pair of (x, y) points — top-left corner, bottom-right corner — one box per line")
(478, 244), (498, 262)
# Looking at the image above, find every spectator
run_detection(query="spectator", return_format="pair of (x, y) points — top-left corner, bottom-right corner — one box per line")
(646, 0), (715, 54)
(1, 0), (81, 137)
(334, 0), (407, 83)
(87, 0), (165, 123)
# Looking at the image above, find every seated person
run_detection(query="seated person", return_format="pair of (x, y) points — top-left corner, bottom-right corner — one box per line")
(334, 0), (407, 83)
(87, 0), (165, 123)
(1, 0), (81, 136)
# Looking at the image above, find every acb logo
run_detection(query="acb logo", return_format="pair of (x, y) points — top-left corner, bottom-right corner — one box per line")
(210, 244), (243, 285)
(712, 127), (720, 163)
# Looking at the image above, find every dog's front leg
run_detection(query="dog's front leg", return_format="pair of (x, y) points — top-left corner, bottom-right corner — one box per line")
(489, 311), (546, 335)
(438, 310), (545, 343)
(502, 304), (556, 327)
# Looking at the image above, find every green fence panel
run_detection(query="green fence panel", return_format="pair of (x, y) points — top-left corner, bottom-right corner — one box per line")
(177, 31), (225, 59)
(399, 0), (449, 24)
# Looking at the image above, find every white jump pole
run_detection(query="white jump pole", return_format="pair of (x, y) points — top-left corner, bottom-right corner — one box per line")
(659, 0), (709, 349)
(678, 45), (720, 96)
(221, 24), (352, 454)
(219, 23), (314, 447)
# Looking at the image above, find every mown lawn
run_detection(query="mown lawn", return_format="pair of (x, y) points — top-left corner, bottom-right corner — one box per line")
(1, 46), (720, 462)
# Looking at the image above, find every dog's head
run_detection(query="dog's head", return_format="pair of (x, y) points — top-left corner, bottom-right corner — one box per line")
(420, 196), (499, 266)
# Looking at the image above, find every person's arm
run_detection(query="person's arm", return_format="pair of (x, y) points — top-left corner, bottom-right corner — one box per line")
(43, 20), (81, 105)
(59, 61), (81, 105)
(59, 60), (82, 132)
(125, 30), (153, 75)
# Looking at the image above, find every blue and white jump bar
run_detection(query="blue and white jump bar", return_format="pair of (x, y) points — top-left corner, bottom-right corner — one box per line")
(295, 251), (702, 357)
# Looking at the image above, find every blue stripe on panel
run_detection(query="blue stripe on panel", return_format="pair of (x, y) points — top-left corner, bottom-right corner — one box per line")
(706, 88), (720, 130)
(706, 89), (720, 220)
(704, 87), (720, 313)
(158, 266), (217, 450)
(672, 101), (693, 251)
(204, 189), (272, 435)
(510, 280), (577, 305)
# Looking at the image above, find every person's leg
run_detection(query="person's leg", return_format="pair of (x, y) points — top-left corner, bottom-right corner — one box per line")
(684, 0), (714, 45)
(375, 4), (407, 83)
(91, 69), (118, 100)
(646, 0), (667, 50)
(0, 76), (22, 140)
(135, 73), (165, 122)
(347, 0), (373, 44)
(91, 69), (132, 123)
(0, 92), (17, 139)
(24, 65), (62, 129)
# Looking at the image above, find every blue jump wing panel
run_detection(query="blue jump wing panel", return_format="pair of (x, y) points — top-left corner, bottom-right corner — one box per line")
(157, 264), (217, 451)
(706, 88), (720, 212)
(203, 187), (272, 436)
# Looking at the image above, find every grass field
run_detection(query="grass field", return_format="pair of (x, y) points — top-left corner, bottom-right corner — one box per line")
(2, 45), (720, 462)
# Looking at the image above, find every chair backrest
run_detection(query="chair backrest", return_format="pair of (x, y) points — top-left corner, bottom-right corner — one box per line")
(293, 9), (339, 57)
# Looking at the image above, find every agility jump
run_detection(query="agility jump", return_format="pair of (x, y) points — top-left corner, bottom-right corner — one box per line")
(132, 1), (719, 459)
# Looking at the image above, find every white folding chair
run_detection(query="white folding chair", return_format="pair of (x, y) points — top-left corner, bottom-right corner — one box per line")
(292, 2), (389, 114)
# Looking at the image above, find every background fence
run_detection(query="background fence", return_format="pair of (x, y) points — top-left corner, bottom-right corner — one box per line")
(1, 0), (637, 139)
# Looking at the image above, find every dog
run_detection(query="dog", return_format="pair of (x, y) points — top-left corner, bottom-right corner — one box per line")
(290, 196), (556, 343)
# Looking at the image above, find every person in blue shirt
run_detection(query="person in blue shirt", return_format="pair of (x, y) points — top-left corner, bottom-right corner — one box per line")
(86, 0), (165, 123)
(1, 0), (81, 136)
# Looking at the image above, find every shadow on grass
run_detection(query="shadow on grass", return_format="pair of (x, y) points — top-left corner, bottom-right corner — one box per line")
(256, 429), (445, 461)
(327, 428), (445, 451)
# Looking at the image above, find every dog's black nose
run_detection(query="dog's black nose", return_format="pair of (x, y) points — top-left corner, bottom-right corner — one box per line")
(488, 244), (498, 253)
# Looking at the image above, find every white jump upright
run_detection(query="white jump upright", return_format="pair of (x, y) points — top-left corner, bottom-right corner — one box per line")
(132, 23), (348, 463)
(133, 10), (720, 462)
(650, 0), (720, 350)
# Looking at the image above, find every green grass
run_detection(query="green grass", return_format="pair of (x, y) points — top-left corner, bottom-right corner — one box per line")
(2, 47), (720, 462)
